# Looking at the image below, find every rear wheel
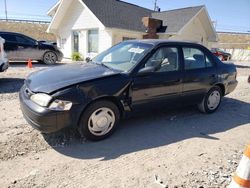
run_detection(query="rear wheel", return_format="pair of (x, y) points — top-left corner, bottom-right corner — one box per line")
(78, 100), (120, 141)
(198, 86), (222, 113)
(43, 51), (57, 65)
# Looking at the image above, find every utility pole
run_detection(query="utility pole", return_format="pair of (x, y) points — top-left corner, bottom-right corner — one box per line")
(154, 0), (158, 11)
(4, 0), (8, 21)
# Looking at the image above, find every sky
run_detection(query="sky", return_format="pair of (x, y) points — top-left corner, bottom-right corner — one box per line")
(0, 0), (249, 33)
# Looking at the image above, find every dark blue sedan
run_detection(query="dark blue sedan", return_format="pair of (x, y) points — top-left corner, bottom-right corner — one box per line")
(19, 40), (238, 140)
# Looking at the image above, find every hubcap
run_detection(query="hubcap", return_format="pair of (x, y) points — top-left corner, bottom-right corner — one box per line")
(44, 52), (57, 64)
(88, 107), (115, 136)
(207, 90), (221, 110)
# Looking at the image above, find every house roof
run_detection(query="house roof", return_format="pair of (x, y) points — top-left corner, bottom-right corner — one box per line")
(48, 0), (213, 37)
(81, 1), (204, 33)
(152, 6), (204, 33)
(82, 0), (153, 32)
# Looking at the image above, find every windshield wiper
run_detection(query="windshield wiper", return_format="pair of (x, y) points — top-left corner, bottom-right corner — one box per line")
(99, 62), (112, 69)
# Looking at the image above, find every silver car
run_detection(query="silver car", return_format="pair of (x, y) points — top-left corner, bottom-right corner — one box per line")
(0, 37), (9, 72)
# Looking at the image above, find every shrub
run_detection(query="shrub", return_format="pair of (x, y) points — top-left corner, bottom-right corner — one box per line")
(71, 52), (83, 61)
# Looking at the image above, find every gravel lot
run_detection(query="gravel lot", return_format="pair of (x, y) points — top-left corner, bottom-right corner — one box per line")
(0, 62), (249, 188)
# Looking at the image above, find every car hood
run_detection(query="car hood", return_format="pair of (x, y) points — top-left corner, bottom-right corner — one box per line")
(25, 63), (121, 93)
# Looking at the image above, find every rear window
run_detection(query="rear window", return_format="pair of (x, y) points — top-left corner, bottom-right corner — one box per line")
(15, 35), (35, 45)
(0, 34), (16, 42)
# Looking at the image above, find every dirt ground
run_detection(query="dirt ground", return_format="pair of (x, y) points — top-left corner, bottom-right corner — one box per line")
(0, 62), (249, 188)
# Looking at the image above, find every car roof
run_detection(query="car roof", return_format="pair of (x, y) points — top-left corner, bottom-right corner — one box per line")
(0, 31), (24, 35)
(127, 39), (204, 47)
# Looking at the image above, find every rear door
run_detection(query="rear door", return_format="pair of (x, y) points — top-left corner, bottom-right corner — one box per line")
(14, 34), (38, 60)
(181, 46), (217, 104)
(132, 45), (183, 108)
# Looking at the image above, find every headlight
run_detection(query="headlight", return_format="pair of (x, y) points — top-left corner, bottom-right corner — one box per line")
(49, 100), (72, 111)
(30, 93), (52, 107)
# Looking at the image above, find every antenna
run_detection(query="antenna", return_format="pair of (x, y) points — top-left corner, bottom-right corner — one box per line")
(4, 0), (8, 20)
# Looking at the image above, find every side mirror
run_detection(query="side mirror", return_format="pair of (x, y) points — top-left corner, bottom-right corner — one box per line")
(138, 66), (155, 75)
(85, 57), (91, 63)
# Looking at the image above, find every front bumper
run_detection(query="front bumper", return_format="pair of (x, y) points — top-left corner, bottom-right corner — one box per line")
(56, 50), (63, 62)
(225, 80), (238, 95)
(19, 86), (74, 133)
(0, 59), (9, 72)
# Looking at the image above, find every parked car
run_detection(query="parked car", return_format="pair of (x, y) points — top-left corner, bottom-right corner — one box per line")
(20, 40), (238, 141)
(0, 36), (9, 72)
(0, 32), (63, 64)
(211, 48), (231, 61)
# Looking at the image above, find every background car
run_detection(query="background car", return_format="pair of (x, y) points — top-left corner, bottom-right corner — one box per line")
(0, 36), (9, 72)
(211, 48), (231, 61)
(0, 32), (63, 65)
(20, 40), (238, 141)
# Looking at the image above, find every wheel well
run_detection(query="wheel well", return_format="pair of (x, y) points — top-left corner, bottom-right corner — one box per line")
(96, 96), (125, 117)
(215, 83), (225, 96)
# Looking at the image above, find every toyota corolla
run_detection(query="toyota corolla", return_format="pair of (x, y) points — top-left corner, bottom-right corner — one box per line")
(19, 40), (238, 141)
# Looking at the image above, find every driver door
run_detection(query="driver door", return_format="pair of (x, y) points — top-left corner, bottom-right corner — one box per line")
(131, 46), (183, 107)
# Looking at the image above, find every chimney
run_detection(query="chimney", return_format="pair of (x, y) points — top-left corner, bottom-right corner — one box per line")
(142, 17), (162, 39)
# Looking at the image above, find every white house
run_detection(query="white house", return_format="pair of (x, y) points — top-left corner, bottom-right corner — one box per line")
(47, 0), (217, 59)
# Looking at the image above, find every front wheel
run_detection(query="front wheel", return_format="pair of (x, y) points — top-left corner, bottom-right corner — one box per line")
(198, 86), (222, 113)
(78, 100), (120, 141)
(43, 51), (57, 65)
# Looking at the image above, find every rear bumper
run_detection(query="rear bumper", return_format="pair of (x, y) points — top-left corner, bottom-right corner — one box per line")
(19, 86), (73, 133)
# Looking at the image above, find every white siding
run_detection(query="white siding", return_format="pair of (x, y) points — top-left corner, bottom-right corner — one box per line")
(98, 29), (113, 54)
(55, 0), (105, 58)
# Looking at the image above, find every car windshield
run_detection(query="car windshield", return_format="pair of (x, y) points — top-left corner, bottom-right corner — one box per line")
(92, 41), (153, 72)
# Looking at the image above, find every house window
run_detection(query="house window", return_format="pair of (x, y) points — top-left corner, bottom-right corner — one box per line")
(88, 29), (99, 53)
(122, 37), (136, 41)
(73, 31), (79, 52)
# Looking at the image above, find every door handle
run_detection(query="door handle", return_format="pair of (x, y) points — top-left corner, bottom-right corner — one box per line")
(18, 46), (24, 49)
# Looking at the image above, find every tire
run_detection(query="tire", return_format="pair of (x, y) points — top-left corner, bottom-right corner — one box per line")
(43, 51), (57, 65)
(198, 86), (222, 114)
(78, 100), (120, 141)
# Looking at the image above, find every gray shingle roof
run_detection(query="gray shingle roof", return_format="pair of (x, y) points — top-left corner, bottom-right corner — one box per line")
(82, 0), (204, 33)
(82, 0), (153, 32)
(152, 6), (204, 33)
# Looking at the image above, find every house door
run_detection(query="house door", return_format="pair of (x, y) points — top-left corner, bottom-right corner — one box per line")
(73, 31), (79, 53)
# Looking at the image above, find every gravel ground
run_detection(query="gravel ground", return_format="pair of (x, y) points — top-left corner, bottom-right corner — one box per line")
(0, 61), (249, 188)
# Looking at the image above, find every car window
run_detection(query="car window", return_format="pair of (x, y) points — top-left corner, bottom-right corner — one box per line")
(93, 42), (153, 72)
(143, 47), (179, 73)
(183, 47), (212, 70)
(15, 35), (35, 45)
(0, 34), (16, 42)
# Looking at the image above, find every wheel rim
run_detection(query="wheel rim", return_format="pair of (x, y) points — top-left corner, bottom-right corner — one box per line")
(207, 90), (221, 110)
(44, 52), (57, 64)
(88, 107), (115, 136)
